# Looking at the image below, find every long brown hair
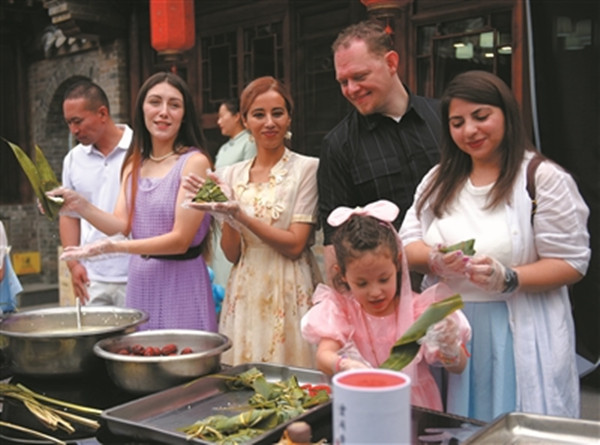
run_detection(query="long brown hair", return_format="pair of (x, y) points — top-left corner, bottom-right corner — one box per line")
(416, 70), (536, 218)
(122, 72), (212, 254)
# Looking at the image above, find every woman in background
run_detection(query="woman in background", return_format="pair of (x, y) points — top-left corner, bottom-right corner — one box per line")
(215, 98), (257, 170)
(211, 98), (257, 291)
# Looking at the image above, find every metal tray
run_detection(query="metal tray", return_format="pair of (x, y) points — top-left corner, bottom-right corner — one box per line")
(101, 362), (331, 444)
(463, 412), (600, 444)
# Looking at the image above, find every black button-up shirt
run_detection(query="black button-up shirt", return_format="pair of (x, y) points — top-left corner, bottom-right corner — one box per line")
(318, 92), (442, 244)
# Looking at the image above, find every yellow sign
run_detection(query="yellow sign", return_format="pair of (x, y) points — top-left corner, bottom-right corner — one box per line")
(11, 251), (41, 275)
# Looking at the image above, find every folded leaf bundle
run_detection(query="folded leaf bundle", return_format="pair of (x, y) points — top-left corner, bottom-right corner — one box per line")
(439, 239), (476, 255)
(181, 367), (329, 443)
(380, 294), (464, 371)
(193, 178), (228, 203)
(5, 139), (62, 220)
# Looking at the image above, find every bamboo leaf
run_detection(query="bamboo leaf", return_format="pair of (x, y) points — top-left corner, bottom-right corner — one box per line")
(439, 239), (476, 255)
(181, 368), (330, 443)
(34, 144), (62, 219)
(3, 139), (62, 220)
(380, 294), (464, 370)
(193, 178), (228, 203)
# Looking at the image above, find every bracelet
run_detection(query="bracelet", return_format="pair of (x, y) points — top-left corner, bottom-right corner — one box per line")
(502, 267), (519, 294)
(334, 355), (345, 373)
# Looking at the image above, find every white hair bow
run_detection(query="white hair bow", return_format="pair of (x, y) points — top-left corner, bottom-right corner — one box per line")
(327, 199), (400, 227)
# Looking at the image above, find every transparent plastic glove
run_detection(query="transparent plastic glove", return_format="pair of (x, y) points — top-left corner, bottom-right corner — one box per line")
(60, 234), (128, 261)
(335, 342), (372, 372)
(182, 172), (243, 230)
(466, 254), (507, 293)
(182, 171), (233, 201)
(185, 200), (244, 232)
(427, 244), (470, 278)
(337, 357), (370, 372)
(46, 186), (86, 218)
(419, 316), (462, 367)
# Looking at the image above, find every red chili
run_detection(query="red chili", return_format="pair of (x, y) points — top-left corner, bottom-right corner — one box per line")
(301, 383), (331, 396)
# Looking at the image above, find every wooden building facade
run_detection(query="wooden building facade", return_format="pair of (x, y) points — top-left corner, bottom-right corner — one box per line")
(0, 0), (597, 359)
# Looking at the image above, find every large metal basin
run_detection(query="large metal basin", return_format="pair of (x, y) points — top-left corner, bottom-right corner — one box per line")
(94, 329), (231, 394)
(0, 306), (148, 377)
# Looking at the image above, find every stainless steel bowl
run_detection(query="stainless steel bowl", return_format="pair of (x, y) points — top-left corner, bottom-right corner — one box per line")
(0, 306), (148, 377)
(93, 329), (231, 394)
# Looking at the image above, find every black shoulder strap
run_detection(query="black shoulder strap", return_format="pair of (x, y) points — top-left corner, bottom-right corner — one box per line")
(526, 155), (544, 225)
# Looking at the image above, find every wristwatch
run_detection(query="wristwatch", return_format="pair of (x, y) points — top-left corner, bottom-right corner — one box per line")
(502, 267), (519, 294)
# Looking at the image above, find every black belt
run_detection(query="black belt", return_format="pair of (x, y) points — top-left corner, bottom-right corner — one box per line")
(141, 244), (202, 261)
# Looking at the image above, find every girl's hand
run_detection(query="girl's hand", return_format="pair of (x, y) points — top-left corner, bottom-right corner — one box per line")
(420, 317), (462, 367)
(337, 357), (371, 372)
(428, 245), (470, 278)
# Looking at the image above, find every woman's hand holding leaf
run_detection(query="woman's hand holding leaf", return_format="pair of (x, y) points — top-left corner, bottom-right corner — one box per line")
(46, 187), (88, 218)
(428, 245), (470, 278)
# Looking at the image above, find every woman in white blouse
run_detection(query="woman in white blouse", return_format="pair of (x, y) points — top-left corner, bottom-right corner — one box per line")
(400, 71), (590, 421)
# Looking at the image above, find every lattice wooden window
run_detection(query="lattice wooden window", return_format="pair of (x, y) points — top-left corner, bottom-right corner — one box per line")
(201, 21), (284, 114)
(417, 10), (513, 97)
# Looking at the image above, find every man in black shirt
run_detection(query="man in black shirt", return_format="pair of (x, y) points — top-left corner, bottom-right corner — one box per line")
(318, 20), (441, 246)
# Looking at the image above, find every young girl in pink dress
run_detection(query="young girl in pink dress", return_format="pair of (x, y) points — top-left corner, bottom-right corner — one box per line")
(301, 200), (471, 411)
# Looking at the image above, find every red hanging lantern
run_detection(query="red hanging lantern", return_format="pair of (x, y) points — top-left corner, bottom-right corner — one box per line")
(360, 0), (412, 10)
(150, 0), (195, 55)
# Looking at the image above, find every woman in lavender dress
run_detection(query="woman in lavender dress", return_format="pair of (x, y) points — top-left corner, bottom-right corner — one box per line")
(52, 72), (217, 332)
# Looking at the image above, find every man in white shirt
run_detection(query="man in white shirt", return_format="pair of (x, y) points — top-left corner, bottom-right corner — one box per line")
(61, 80), (132, 305)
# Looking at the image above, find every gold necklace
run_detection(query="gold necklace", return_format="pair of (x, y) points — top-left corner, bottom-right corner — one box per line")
(149, 150), (176, 162)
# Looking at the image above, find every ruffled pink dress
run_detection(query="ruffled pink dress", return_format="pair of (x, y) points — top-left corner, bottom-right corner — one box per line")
(301, 246), (470, 411)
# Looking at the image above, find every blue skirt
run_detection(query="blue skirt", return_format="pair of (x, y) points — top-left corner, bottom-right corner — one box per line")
(446, 301), (516, 422)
